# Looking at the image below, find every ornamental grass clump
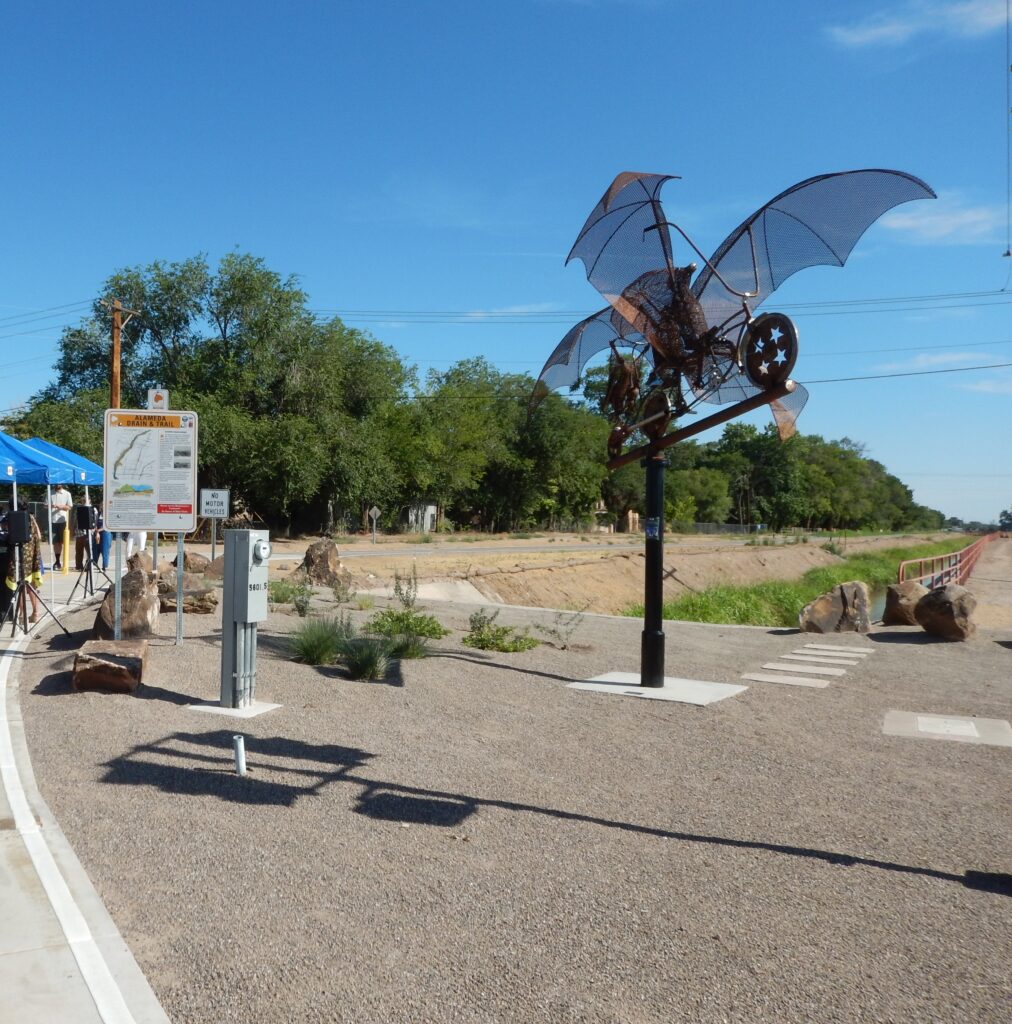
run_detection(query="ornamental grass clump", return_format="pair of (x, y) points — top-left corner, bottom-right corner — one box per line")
(289, 614), (356, 666)
(341, 637), (393, 680)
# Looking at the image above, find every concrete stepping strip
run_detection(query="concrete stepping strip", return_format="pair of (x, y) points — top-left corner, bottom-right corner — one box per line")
(761, 662), (847, 677)
(803, 644), (870, 656)
(741, 671), (830, 689)
(783, 652), (861, 666)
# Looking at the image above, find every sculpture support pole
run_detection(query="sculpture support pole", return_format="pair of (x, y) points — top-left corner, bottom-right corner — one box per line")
(640, 453), (667, 687)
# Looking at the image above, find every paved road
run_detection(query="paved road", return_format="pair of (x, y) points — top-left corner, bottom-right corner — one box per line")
(966, 536), (1012, 628)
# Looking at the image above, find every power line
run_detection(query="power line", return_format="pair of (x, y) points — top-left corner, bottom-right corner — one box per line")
(802, 361), (1012, 384)
(0, 299), (90, 326)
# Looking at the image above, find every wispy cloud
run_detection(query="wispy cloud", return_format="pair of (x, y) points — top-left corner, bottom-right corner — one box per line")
(959, 374), (1012, 394)
(828, 1), (1005, 47)
(875, 351), (991, 371)
(879, 192), (1003, 245)
(464, 302), (564, 320)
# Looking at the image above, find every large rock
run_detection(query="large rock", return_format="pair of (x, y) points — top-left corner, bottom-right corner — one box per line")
(160, 588), (218, 614)
(73, 640), (148, 693)
(173, 550), (211, 573)
(915, 585), (977, 641)
(156, 570), (209, 594)
(298, 539), (352, 588)
(799, 580), (871, 634)
(883, 581), (929, 626)
(127, 550), (153, 573)
(93, 569), (160, 639)
(204, 554), (226, 579)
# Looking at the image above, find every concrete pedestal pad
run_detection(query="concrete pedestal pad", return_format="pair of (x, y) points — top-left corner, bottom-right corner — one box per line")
(882, 710), (1012, 747)
(568, 673), (746, 706)
(186, 700), (282, 719)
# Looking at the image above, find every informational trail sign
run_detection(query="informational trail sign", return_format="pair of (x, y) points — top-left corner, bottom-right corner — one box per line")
(103, 409), (199, 532)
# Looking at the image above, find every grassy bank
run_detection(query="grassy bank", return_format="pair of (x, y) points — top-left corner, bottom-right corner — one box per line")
(624, 539), (968, 627)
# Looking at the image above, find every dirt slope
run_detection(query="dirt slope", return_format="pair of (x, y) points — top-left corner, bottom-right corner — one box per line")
(329, 533), (946, 615)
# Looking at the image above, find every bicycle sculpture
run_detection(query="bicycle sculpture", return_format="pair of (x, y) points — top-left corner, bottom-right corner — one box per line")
(531, 169), (935, 685)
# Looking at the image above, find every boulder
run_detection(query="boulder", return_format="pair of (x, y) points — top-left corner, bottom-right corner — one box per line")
(298, 539), (352, 588)
(883, 581), (929, 626)
(160, 589), (218, 614)
(173, 550), (211, 573)
(914, 585), (977, 641)
(92, 569), (160, 640)
(127, 550), (153, 573)
(799, 580), (871, 634)
(156, 570), (209, 594)
(73, 640), (148, 693)
(204, 554), (226, 579)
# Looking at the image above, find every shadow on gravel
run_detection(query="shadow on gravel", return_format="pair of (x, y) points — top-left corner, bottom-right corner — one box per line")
(97, 729), (1009, 896)
(995, 640), (1012, 651)
(866, 631), (947, 645)
(430, 651), (579, 684)
(100, 729), (374, 808)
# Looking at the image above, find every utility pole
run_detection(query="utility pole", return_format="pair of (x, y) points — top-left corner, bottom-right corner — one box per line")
(106, 298), (138, 409)
(110, 299), (122, 409)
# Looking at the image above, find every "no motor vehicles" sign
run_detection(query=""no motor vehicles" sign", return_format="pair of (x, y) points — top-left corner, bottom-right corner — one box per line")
(200, 489), (230, 519)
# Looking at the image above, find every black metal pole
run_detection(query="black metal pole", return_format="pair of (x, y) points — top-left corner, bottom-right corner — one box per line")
(640, 453), (667, 687)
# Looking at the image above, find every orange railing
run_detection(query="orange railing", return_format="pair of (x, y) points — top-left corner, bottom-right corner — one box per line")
(897, 533), (998, 589)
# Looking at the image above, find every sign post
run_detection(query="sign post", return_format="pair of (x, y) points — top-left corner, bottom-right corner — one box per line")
(103, 409), (198, 644)
(200, 488), (230, 563)
(369, 505), (380, 545)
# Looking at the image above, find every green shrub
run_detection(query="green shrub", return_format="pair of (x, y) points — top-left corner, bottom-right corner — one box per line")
(332, 578), (352, 603)
(821, 541), (844, 556)
(292, 580), (313, 617)
(366, 608), (449, 639)
(353, 594), (375, 611)
(341, 637), (392, 680)
(268, 579), (297, 605)
(393, 566), (418, 609)
(290, 614), (356, 665)
(463, 608), (538, 652)
(534, 606), (587, 649)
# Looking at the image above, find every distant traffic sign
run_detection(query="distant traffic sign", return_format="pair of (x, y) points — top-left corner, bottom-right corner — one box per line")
(369, 506), (381, 520)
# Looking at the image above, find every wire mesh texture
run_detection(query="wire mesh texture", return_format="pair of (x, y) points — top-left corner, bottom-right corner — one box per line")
(534, 167), (935, 443)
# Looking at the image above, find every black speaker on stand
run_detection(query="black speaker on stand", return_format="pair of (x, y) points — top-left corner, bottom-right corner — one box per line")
(1, 509), (68, 636)
(68, 505), (110, 602)
(6, 510), (30, 545)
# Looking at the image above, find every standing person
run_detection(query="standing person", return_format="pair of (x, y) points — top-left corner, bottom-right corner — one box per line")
(93, 507), (111, 570)
(50, 484), (72, 570)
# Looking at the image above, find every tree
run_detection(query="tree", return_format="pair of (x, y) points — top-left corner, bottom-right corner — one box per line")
(1000, 508), (1012, 531)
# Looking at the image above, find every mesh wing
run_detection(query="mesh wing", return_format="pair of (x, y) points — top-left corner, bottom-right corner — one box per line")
(567, 172), (678, 311)
(769, 383), (809, 441)
(529, 307), (649, 411)
(691, 169), (936, 329)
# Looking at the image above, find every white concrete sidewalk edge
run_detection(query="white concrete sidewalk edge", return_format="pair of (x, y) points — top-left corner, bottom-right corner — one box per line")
(1, 615), (171, 1024)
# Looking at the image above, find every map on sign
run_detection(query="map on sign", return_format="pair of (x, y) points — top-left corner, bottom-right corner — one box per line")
(104, 409), (199, 532)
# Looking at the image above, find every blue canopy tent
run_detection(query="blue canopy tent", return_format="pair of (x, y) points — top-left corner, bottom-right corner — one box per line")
(1, 431), (81, 607)
(23, 437), (102, 484)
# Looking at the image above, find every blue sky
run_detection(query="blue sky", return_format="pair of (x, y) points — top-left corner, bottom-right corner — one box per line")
(1, 0), (1009, 522)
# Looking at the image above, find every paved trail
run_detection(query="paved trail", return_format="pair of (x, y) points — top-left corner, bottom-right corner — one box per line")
(966, 537), (1012, 629)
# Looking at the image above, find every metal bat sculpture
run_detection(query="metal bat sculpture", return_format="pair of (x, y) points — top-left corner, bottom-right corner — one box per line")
(533, 170), (936, 457)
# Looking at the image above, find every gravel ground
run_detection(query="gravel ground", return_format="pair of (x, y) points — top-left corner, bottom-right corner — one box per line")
(17, 592), (1012, 1024)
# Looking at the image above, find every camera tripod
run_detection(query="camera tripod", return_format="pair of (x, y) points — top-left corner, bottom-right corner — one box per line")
(2, 544), (68, 637)
(67, 550), (112, 603)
